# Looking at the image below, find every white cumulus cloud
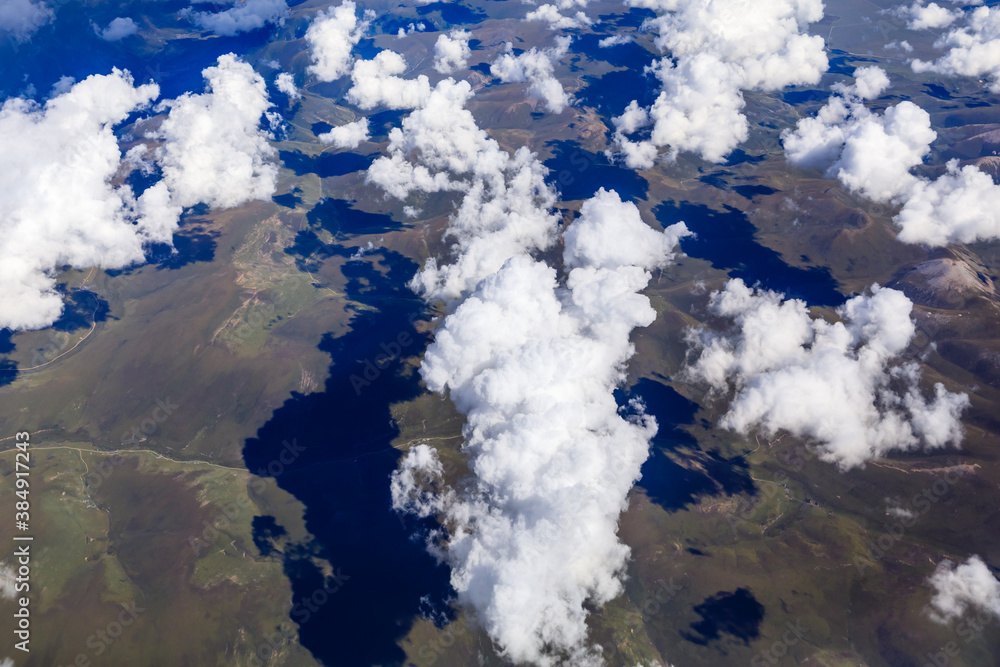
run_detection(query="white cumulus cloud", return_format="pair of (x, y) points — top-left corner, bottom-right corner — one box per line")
(928, 556), (1000, 624)
(184, 0), (287, 36)
(347, 50), (432, 110)
(0, 54), (279, 331)
(783, 66), (1000, 245)
(367, 78), (560, 300)
(275, 71), (299, 99)
(685, 279), (968, 469)
(433, 29), (471, 75)
(392, 192), (688, 666)
(524, 3), (592, 30)
(911, 3), (1000, 91)
(317, 118), (369, 149)
(305, 0), (373, 82)
(0, 70), (161, 330)
(94, 16), (138, 41)
(490, 36), (573, 113)
(368, 63), (689, 663)
(895, 1), (959, 30)
(609, 0), (827, 166)
(141, 54), (278, 227)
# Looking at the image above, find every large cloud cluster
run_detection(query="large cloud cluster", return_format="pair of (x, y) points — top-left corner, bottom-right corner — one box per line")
(305, 0), (373, 82)
(0, 55), (277, 331)
(912, 5), (1000, 92)
(783, 66), (1000, 245)
(609, 0), (828, 166)
(0, 71), (160, 330)
(685, 279), (968, 469)
(490, 36), (573, 113)
(928, 556), (1000, 624)
(183, 0), (288, 36)
(394, 190), (687, 665)
(371, 70), (689, 663)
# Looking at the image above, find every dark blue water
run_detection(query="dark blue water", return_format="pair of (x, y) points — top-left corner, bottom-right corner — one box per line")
(826, 49), (877, 77)
(682, 588), (765, 646)
(279, 150), (377, 178)
(307, 198), (400, 235)
(244, 226), (453, 666)
(366, 109), (409, 142)
(597, 7), (656, 28)
(0, 1), (273, 101)
(575, 36), (657, 124)
(617, 378), (755, 513)
(783, 88), (830, 106)
(0, 285), (112, 386)
(655, 202), (845, 306)
(0, 328), (14, 387)
(544, 140), (649, 202)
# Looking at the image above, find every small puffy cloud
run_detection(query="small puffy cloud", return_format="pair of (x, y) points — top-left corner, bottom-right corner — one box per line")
(433, 29), (471, 75)
(928, 556), (1000, 624)
(599, 34), (632, 47)
(895, 1), (959, 30)
(306, 0), (373, 82)
(610, 0), (827, 166)
(685, 279), (969, 469)
(0, 70), (160, 330)
(0, 0), (52, 40)
(912, 5), (1000, 92)
(317, 118), (369, 148)
(275, 71), (299, 99)
(563, 188), (689, 271)
(347, 50), (431, 110)
(395, 21), (425, 38)
(490, 36), (573, 113)
(524, 4), (592, 30)
(94, 16), (138, 41)
(784, 66), (1000, 245)
(184, 0), (287, 36)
